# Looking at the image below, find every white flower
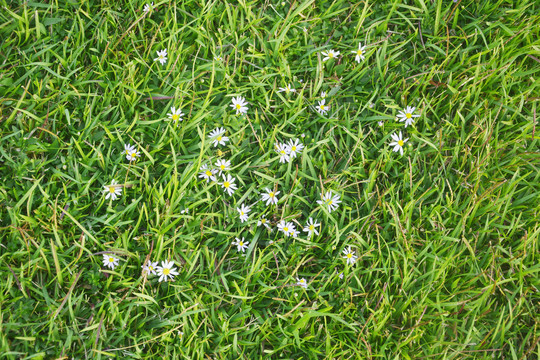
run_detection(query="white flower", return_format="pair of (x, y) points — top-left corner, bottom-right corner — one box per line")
(103, 180), (122, 200)
(321, 49), (340, 62)
(296, 277), (308, 289)
(275, 142), (291, 163)
(338, 272), (344, 279)
(156, 260), (179, 282)
(124, 143), (140, 161)
(351, 43), (366, 62)
(321, 91), (327, 99)
(237, 204), (251, 223)
(378, 121), (384, 127)
(230, 96), (248, 115)
(342, 247), (357, 265)
(142, 260), (158, 276)
(389, 131), (408, 156)
(303, 218), (320, 237)
(215, 159), (231, 174)
(316, 99), (329, 115)
(208, 127), (229, 147)
(198, 164), (217, 182)
(291, 229), (300, 238)
(277, 220), (295, 237)
(167, 106), (184, 125)
(257, 216), (272, 230)
(154, 49), (168, 66)
(396, 106), (420, 127)
(143, 2), (154, 13)
(316, 191), (341, 213)
(102, 254), (119, 270)
(261, 188), (280, 206)
(214, 56), (223, 61)
(287, 139), (304, 159)
(278, 84), (296, 94)
(232, 237), (249, 253)
(219, 174), (238, 196)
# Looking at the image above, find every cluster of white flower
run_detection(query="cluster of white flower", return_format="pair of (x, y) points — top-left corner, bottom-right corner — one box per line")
(103, 255), (179, 283)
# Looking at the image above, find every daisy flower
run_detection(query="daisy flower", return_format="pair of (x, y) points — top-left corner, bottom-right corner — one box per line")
(156, 260), (179, 282)
(215, 159), (231, 174)
(230, 96), (249, 115)
(154, 49), (167, 66)
(275, 142), (291, 163)
(342, 247), (357, 265)
(321, 49), (340, 62)
(316, 99), (329, 115)
(303, 218), (320, 237)
(257, 216), (272, 231)
(232, 237), (249, 253)
(278, 84), (296, 94)
(316, 191), (341, 213)
(296, 277), (308, 289)
(103, 180), (122, 200)
(142, 260), (159, 276)
(237, 204), (251, 223)
(261, 188), (280, 206)
(198, 164), (217, 182)
(351, 43), (366, 63)
(321, 91), (327, 99)
(219, 174), (237, 196)
(143, 2), (154, 13)
(389, 131), (408, 156)
(378, 121), (384, 127)
(214, 56), (223, 61)
(396, 106), (420, 127)
(124, 143), (140, 162)
(291, 229), (301, 238)
(277, 220), (295, 237)
(287, 138), (304, 159)
(167, 107), (184, 125)
(208, 127), (229, 147)
(102, 254), (119, 270)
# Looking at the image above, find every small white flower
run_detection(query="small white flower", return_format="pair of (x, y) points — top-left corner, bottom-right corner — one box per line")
(321, 91), (327, 99)
(154, 49), (168, 66)
(316, 99), (329, 115)
(389, 131), (409, 156)
(214, 56), (223, 61)
(232, 237), (249, 253)
(103, 180), (122, 200)
(321, 49), (340, 62)
(342, 247), (357, 265)
(277, 220), (295, 237)
(102, 254), (119, 270)
(278, 84), (296, 94)
(219, 174), (238, 196)
(338, 272), (344, 279)
(237, 204), (251, 223)
(275, 142), (291, 163)
(291, 229), (301, 238)
(208, 127), (229, 147)
(396, 106), (420, 127)
(167, 107), (184, 125)
(142, 260), (159, 276)
(351, 43), (366, 62)
(124, 143), (140, 161)
(230, 96), (249, 115)
(261, 188), (280, 206)
(287, 138), (304, 159)
(156, 260), (179, 282)
(296, 277), (308, 289)
(378, 121), (384, 127)
(143, 2), (154, 13)
(316, 191), (341, 213)
(215, 159), (231, 174)
(257, 216), (272, 231)
(303, 217), (320, 237)
(198, 164), (217, 182)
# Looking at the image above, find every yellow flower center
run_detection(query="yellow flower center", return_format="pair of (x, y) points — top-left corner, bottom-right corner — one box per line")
(320, 104), (325, 110)
(280, 150), (285, 155)
(347, 253), (352, 258)
(239, 241), (244, 246)
(283, 227), (289, 232)
(405, 113), (412, 119)
(131, 152), (137, 158)
(108, 257), (114, 263)
(108, 186), (116, 193)
(357, 49), (363, 56)
(223, 181), (230, 188)
(269, 192), (274, 197)
(236, 104), (241, 109)
(206, 170), (212, 177)
(292, 146), (296, 151)
(172, 114), (179, 121)
(309, 225), (314, 231)
(149, 265), (154, 271)
(398, 140), (404, 146)
(217, 136), (222, 141)
(217, 150), (223, 156)
(328, 200), (333, 205)
(241, 211), (244, 215)
(329, 52), (334, 58)
(220, 165), (225, 170)
(162, 268), (170, 275)
(261, 219), (266, 224)
(125, 149), (130, 155)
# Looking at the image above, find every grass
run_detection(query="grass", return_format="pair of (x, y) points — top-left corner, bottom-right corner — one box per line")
(1, 0), (539, 358)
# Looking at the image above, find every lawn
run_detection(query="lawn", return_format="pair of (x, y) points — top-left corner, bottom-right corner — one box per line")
(1, 0), (539, 358)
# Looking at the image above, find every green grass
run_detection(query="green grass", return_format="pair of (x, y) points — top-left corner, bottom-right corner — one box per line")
(1, 0), (539, 358)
